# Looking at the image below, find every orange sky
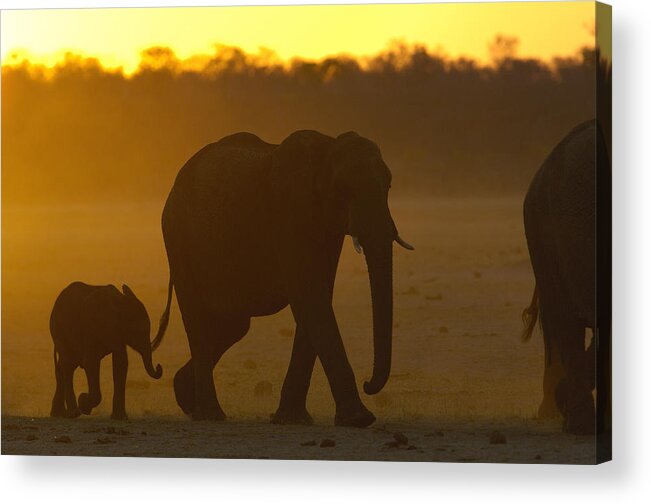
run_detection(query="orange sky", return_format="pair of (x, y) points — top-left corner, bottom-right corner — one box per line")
(1, 2), (596, 73)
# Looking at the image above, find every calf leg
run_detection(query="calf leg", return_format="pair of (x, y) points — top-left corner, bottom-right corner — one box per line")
(79, 356), (102, 415)
(111, 346), (128, 420)
(50, 349), (66, 417)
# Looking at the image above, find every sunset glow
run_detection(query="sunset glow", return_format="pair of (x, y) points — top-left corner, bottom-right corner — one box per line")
(1, 2), (595, 73)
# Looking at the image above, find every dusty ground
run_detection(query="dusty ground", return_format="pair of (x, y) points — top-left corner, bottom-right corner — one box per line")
(1, 197), (597, 463)
(1, 415), (597, 464)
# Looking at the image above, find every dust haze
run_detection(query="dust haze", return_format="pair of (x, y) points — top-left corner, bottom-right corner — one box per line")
(2, 40), (597, 461)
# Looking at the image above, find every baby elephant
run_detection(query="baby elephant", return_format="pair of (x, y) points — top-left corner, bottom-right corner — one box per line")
(50, 282), (163, 420)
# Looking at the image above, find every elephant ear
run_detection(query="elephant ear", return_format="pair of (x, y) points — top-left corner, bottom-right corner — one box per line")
(270, 130), (335, 243)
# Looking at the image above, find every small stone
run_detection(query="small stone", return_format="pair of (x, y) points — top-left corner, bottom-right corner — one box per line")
(320, 438), (335, 448)
(300, 440), (317, 446)
(54, 435), (71, 443)
(26, 434), (38, 441)
(243, 359), (257, 370)
(254, 380), (273, 397)
(489, 430), (507, 444)
(393, 432), (408, 445)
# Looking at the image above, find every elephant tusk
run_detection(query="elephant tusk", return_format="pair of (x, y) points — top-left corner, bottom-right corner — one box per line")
(395, 235), (415, 251)
(352, 236), (363, 254)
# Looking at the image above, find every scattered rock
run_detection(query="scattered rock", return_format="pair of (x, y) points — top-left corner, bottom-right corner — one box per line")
(254, 380), (273, 397)
(489, 430), (507, 444)
(54, 435), (72, 443)
(26, 434), (38, 441)
(426, 294), (443, 301)
(243, 359), (257, 370)
(439, 326), (449, 334)
(393, 432), (408, 445)
(95, 436), (115, 444)
(300, 440), (316, 446)
(320, 438), (336, 448)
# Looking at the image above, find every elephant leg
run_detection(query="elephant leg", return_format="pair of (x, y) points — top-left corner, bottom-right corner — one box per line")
(288, 287), (374, 427)
(552, 317), (595, 435)
(111, 346), (128, 420)
(273, 238), (343, 425)
(59, 356), (80, 418)
(50, 351), (66, 417)
(79, 355), (102, 415)
(177, 312), (250, 420)
(538, 330), (565, 419)
(272, 323), (316, 425)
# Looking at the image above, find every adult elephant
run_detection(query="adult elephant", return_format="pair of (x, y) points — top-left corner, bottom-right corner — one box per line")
(153, 130), (413, 427)
(521, 119), (610, 435)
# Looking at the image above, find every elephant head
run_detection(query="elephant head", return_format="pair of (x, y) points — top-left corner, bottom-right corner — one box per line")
(272, 130), (412, 396)
(121, 284), (163, 379)
(329, 132), (413, 394)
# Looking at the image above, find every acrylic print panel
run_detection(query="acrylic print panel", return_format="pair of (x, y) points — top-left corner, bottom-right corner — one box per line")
(0, 1), (611, 464)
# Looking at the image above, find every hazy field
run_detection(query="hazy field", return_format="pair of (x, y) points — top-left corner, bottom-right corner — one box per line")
(1, 197), (597, 463)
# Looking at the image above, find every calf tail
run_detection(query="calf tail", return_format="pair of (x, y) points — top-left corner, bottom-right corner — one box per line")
(521, 285), (540, 342)
(151, 276), (173, 352)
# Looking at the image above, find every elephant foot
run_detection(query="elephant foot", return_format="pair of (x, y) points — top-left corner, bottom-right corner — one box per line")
(64, 407), (81, 419)
(78, 393), (100, 415)
(271, 406), (313, 426)
(537, 398), (561, 419)
(556, 380), (595, 435)
(192, 403), (226, 421)
(334, 406), (376, 428)
(111, 411), (129, 421)
(50, 402), (67, 418)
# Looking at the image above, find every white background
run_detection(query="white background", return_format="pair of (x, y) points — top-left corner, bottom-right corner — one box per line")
(1, 0), (648, 502)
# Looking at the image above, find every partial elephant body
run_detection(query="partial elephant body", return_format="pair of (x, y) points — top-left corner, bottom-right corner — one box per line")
(160, 130), (410, 426)
(49, 282), (162, 420)
(523, 119), (609, 434)
(164, 133), (286, 316)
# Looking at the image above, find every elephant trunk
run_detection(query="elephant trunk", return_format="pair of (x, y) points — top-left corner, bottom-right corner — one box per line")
(141, 349), (163, 379)
(362, 241), (393, 395)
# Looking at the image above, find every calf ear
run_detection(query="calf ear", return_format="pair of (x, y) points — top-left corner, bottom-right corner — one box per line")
(122, 284), (136, 298)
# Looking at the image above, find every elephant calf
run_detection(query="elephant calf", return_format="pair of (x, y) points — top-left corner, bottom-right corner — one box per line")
(49, 282), (163, 420)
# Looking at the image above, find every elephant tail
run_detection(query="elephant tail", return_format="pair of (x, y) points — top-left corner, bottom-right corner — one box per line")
(521, 285), (540, 342)
(151, 276), (173, 351)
